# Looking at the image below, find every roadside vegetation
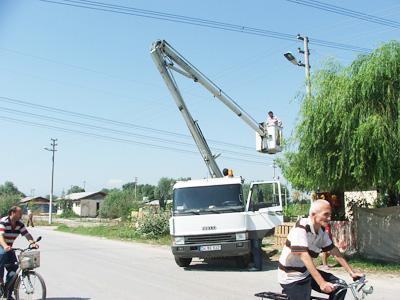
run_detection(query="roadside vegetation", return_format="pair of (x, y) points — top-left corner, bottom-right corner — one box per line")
(55, 178), (174, 244)
(0, 181), (24, 216)
(57, 211), (171, 245)
(278, 41), (400, 207)
(315, 255), (400, 273)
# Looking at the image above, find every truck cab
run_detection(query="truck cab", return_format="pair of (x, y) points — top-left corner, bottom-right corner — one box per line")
(170, 177), (283, 268)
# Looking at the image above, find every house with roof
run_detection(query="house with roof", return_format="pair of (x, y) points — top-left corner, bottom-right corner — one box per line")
(20, 196), (56, 214)
(58, 191), (106, 217)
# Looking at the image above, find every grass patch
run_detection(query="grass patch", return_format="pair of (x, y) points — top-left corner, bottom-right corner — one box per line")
(22, 218), (62, 227)
(56, 224), (171, 245)
(316, 255), (400, 273)
(283, 203), (310, 218)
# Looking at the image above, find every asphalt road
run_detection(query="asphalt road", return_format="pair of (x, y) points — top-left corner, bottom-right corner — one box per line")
(12, 227), (398, 300)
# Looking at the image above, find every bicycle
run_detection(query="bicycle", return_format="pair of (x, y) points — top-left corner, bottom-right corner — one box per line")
(255, 275), (373, 300)
(0, 237), (46, 300)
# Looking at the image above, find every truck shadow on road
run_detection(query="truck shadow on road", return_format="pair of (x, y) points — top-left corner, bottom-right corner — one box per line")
(46, 298), (91, 300)
(184, 257), (278, 272)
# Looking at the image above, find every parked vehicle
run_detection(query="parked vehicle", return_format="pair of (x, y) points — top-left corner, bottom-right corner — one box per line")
(151, 40), (284, 267)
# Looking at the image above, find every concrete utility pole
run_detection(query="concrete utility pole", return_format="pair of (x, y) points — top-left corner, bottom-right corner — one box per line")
(45, 138), (57, 224)
(272, 160), (277, 180)
(297, 35), (311, 97)
(134, 177), (138, 199)
(283, 34), (311, 97)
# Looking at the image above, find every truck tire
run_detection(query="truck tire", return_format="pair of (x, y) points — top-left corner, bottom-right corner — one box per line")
(174, 256), (192, 268)
(236, 254), (250, 268)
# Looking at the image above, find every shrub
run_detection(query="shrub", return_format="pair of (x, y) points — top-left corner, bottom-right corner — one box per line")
(100, 190), (141, 220)
(60, 209), (79, 218)
(136, 212), (170, 239)
(283, 202), (310, 218)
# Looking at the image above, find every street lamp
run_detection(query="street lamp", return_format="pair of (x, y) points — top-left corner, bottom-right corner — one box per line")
(284, 52), (299, 66)
(284, 34), (311, 97)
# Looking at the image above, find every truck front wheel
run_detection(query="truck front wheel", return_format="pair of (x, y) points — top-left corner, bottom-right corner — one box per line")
(174, 256), (192, 268)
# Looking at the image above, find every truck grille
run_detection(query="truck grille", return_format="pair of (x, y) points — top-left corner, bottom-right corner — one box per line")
(185, 233), (236, 244)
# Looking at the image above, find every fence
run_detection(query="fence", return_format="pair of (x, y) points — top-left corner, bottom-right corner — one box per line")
(274, 223), (295, 246)
(274, 221), (356, 254)
(355, 206), (400, 263)
(274, 207), (400, 263)
(330, 221), (357, 255)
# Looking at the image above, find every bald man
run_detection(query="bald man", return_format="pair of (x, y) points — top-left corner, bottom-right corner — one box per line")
(278, 200), (363, 300)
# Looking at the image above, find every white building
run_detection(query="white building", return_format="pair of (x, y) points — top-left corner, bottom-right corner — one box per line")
(59, 191), (106, 217)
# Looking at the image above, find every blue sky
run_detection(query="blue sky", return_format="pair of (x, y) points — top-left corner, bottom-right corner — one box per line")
(0, 0), (399, 196)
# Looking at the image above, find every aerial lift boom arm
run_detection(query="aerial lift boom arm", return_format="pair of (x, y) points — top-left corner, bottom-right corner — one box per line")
(150, 40), (276, 178)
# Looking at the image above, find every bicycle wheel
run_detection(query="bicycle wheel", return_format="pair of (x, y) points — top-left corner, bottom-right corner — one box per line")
(13, 270), (46, 300)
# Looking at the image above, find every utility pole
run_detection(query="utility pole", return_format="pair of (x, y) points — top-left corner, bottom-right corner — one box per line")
(283, 34), (311, 97)
(272, 160), (277, 180)
(297, 34), (311, 97)
(83, 180), (86, 190)
(134, 177), (138, 199)
(45, 138), (57, 224)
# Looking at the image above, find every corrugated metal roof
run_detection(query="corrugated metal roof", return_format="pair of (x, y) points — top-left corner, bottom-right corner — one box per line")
(20, 196), (49, 203)
(63, 191), (106, 201)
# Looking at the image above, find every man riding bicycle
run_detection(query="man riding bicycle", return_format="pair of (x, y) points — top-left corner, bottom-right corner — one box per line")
(278, 200), (363, 300)
(0, 206), (39, 300)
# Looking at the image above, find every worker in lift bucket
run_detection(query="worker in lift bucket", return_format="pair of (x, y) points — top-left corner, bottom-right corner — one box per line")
(222, 168), (234, 177)
(267, 111), (282, 127)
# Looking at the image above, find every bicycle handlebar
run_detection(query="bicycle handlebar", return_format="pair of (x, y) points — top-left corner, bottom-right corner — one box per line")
(11, 236), (42, 253)
(333, 275), (373, 298)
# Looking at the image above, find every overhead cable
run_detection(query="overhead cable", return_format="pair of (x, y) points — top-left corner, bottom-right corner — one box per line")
(39, 0), (372, 53)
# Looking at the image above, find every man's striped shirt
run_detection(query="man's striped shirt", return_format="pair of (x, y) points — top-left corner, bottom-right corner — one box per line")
(278, 217), (334, 284)
(0, 217), (29, 246)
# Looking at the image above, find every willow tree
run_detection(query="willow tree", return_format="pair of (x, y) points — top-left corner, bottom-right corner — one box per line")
(280, 41), (400, 206)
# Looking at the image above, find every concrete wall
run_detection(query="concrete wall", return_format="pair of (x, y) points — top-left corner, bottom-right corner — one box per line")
(344, 190), (377, 220)
(355, 206), (400, 263)
(72, 199), (102, 217)
(330, 221), (357, 255)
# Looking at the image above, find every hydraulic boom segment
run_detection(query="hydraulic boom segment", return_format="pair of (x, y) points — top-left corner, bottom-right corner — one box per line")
(150, 40), (281, 177)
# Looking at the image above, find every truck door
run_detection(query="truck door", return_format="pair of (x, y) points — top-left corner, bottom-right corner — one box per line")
(245, 181), (283, 238)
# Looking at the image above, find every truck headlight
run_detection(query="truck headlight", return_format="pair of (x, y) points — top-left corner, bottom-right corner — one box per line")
(174, 236), (185, 245)
(235, 232), (247, 241)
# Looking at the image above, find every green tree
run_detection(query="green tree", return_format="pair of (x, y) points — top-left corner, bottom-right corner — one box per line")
(99, 189), (141, 220)
(122, 183), (156, 201)
(279, 41), (400, 206)
(122, 182), (136, 191)
(0, 181), (24, 197)
(67, 185), (85, 194)
(0, 194), (20, 216)
(154, 177), (176, 200)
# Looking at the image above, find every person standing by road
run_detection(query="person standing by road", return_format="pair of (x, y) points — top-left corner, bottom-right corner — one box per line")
(27, 208), (34, 227)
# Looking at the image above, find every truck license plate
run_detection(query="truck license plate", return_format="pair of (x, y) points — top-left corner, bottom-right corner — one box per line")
(199, 245), (221, 251)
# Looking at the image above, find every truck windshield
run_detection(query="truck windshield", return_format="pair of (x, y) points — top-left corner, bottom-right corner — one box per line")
(173, 184), (244, 215)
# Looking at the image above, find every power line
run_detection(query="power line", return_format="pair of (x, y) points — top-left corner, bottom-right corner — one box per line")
(0, 114), (273, 166)
(0, 105), (270, 160)
(39, 0), (372, 53)
(284, 0), (400, 29)
(0, 96), (254, 151)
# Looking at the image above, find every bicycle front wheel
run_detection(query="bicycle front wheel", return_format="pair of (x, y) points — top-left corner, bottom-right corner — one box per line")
(14, 270), (46, 300)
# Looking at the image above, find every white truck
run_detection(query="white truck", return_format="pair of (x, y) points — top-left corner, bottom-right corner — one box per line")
(150, 40), (284, 268)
